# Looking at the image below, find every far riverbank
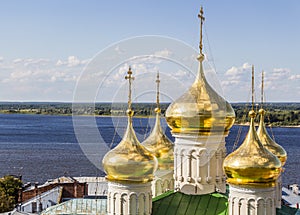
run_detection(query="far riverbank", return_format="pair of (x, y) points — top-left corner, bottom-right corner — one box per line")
(0, 111), (299, 128)
(0, 102), (299, 127)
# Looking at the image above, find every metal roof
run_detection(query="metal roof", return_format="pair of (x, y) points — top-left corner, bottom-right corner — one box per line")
(152, 191), (228, 215)
(276, 205), (300, 215)
(152, 190), (300, 215)
(39, 189), (300, 215)
(41, 198), (107, 215)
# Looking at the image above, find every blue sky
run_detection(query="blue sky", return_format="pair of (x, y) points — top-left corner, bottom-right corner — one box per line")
(0, 0), (299, 102)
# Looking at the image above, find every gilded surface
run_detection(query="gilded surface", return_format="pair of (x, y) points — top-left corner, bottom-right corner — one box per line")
(165, 62), (235, 135)
(257, 108), (287, 166)
(102, 117), (158, 183)
(166, 7), (235, 136)
(142, 112), (174, 170)
(223, 111), (281, 187)
(102, 68), (157, 183)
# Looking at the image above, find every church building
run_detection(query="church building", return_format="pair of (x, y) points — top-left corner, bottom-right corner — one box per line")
(41, 6), (299, 215)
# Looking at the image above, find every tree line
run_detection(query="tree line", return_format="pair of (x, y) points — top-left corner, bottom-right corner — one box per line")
(0, 102), (299, 126)
(232, 103), (300, 126)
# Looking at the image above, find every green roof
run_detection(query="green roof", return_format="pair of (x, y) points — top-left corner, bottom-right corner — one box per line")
(276, 205), (300, 215)
(152, 191), (300, 215)
(152, 191), (228, 215)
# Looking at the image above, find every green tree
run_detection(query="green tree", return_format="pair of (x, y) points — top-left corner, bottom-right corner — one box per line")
(0, 176), (22, 213)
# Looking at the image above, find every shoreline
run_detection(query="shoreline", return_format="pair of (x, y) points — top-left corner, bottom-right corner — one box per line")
(0, 112), (299, 128)
(235, 122), (300, 128)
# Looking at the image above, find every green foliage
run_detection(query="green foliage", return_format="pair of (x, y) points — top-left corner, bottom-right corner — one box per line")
(0, 102), (299, 126)
(231, 103), (300, 126)
(0, 176), (22, 213)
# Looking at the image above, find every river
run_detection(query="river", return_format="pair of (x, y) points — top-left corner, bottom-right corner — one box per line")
(0, 114), (298, 186)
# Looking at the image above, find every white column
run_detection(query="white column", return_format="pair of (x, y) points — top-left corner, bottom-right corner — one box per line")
(275, 175), (282, 208)
(174, 151), (178, 181)
(196, 155), (201, 183)
(173, 133), (227, 195)
(151, 169), (174, 198)
(228, 184), (276, 215)
(107, 181), (152, 215)
(187, 154), (192, 182)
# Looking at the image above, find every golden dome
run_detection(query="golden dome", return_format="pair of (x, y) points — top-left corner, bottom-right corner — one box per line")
(257, 108), (287, 166)
(102, 67), (158, 183)
(165, 7), (235, 135)
(165, 58), (235, 135)
(223, 110), (281, 187)
(102, 115), (158, 183)
(142, 108), (174, 170)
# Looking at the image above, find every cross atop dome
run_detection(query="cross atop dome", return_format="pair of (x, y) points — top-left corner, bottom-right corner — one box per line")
(125, 67), (135, 115)
(251, 65), (255, 111)
(155, 71), (161, 113)
(198, 6), (205, 60)
(261, 70), (264, 108)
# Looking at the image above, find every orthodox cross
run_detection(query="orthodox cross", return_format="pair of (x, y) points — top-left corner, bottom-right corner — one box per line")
(261, 71), (264, 108)
(156, 71), (160, 111)
(198, 6), (205, 56)
(125, 67), (135, 110)
(251, 65), (255, 111)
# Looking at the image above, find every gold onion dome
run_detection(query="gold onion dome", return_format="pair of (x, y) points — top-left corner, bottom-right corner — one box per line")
(165, 8), (235, 135)
(102, 68), (158, 183)
(165, 58), (235, 135)
(142, 109), (174, 170)
(142, 72), (174, 170)
(257, 108), (287, 166)
(223, 110), (281, 187)
(257, 72), (287, 166)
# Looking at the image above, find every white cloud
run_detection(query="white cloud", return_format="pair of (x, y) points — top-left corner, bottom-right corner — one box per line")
(154, 49), (173, 58)
(172, 69), (195, 82)
(220, 63), (257, 102)
(0, 56), (87, 100)
(268, 68), (290, 81)
(288, 74), (300, 80)
(56, 56), (89, 67)
(1, 55), (298, 102)
(10, 70), (33, 80)
(225, 67), (239, 76)
(67, 56), (81, 67)
(227, 63), (251, 77)
(221, 80), (240, 86)
(224, 62), (251, 82)
(221, 64), (300, 102)
(1, 57), (82, 84)
(116, 62), (149, 80)
(114, 45), (124, 54)
(24, 58), (50, 67)
(13, 58), (23, 64)
(56, 60), (64, 66)
(101, 60), (161, 89)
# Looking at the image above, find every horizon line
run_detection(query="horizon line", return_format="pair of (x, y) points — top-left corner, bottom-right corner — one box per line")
(0, 100), (300, 104)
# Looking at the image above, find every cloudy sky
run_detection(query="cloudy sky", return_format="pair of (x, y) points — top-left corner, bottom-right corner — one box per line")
(0, 0), (299, 102)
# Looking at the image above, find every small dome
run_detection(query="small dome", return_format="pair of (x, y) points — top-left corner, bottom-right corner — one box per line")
(257, 108), (287, 166)
(102, 114), (158, 183)
(223, 110), (281, 187)
(166, 59), (235, 135)
(102, 67), (157, 183)
(142, 109), (174, 170)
